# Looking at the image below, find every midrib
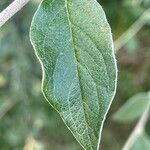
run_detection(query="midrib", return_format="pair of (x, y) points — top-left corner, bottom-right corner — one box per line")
(64, 0), (94, 149)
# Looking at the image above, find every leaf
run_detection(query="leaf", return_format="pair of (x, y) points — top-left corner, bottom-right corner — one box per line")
(30, 0), (117, 149)
(112, 92), (150, 123)
(143, 0), (150, 8)
(131, 134), (150, 150)
(125, 37), (139, 54)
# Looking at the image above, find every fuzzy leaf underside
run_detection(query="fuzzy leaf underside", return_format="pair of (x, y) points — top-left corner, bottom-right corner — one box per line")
(30, 0), (117, 149)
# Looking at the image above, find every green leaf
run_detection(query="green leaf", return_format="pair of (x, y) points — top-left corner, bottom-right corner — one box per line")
(125, 37), (139, 54)
(131, 134), (150, 150)
(30, 0), (117, 149)
(112, 92), (150, 123)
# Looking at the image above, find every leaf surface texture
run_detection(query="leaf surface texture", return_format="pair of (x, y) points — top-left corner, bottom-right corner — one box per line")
(30, 0), (117, 149)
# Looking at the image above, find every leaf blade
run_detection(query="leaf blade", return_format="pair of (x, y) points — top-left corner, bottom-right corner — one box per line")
(30, 0), (117, 149)
(112, 92), (150, 123)
(131, 134), (150, 150)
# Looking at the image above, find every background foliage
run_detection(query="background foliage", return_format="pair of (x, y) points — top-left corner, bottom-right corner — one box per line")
(0, 0), (150, 149)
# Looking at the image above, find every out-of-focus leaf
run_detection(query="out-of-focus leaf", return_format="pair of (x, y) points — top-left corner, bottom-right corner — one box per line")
(0, 24), (19, 61)
(30, 0), (117, 149)
(112, 92), (150, 122)
(131, 134), (150, 150)
(125, 37), (139, 54)
(142, 0), (150, 8)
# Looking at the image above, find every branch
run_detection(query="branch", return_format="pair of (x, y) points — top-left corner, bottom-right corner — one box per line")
(115, 8), (150, 52)
(122, 92), (150, 150)
(0, 0), (31, 28)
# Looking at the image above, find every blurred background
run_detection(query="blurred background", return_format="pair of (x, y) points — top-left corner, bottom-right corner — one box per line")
(0, 0), (150, 149)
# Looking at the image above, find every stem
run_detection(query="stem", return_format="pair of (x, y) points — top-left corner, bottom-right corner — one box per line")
(0, 0), (31, 28)
(122, 92), (150, 150)
(115, 8), (150, 52)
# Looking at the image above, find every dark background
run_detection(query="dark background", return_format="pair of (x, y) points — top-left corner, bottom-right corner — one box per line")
(0, 0), (150, 149)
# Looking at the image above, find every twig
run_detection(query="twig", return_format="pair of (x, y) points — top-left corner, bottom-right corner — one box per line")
(0, 0), (31, 28)
(115, 8), (150, 52)
(122, 92), (150, 150)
